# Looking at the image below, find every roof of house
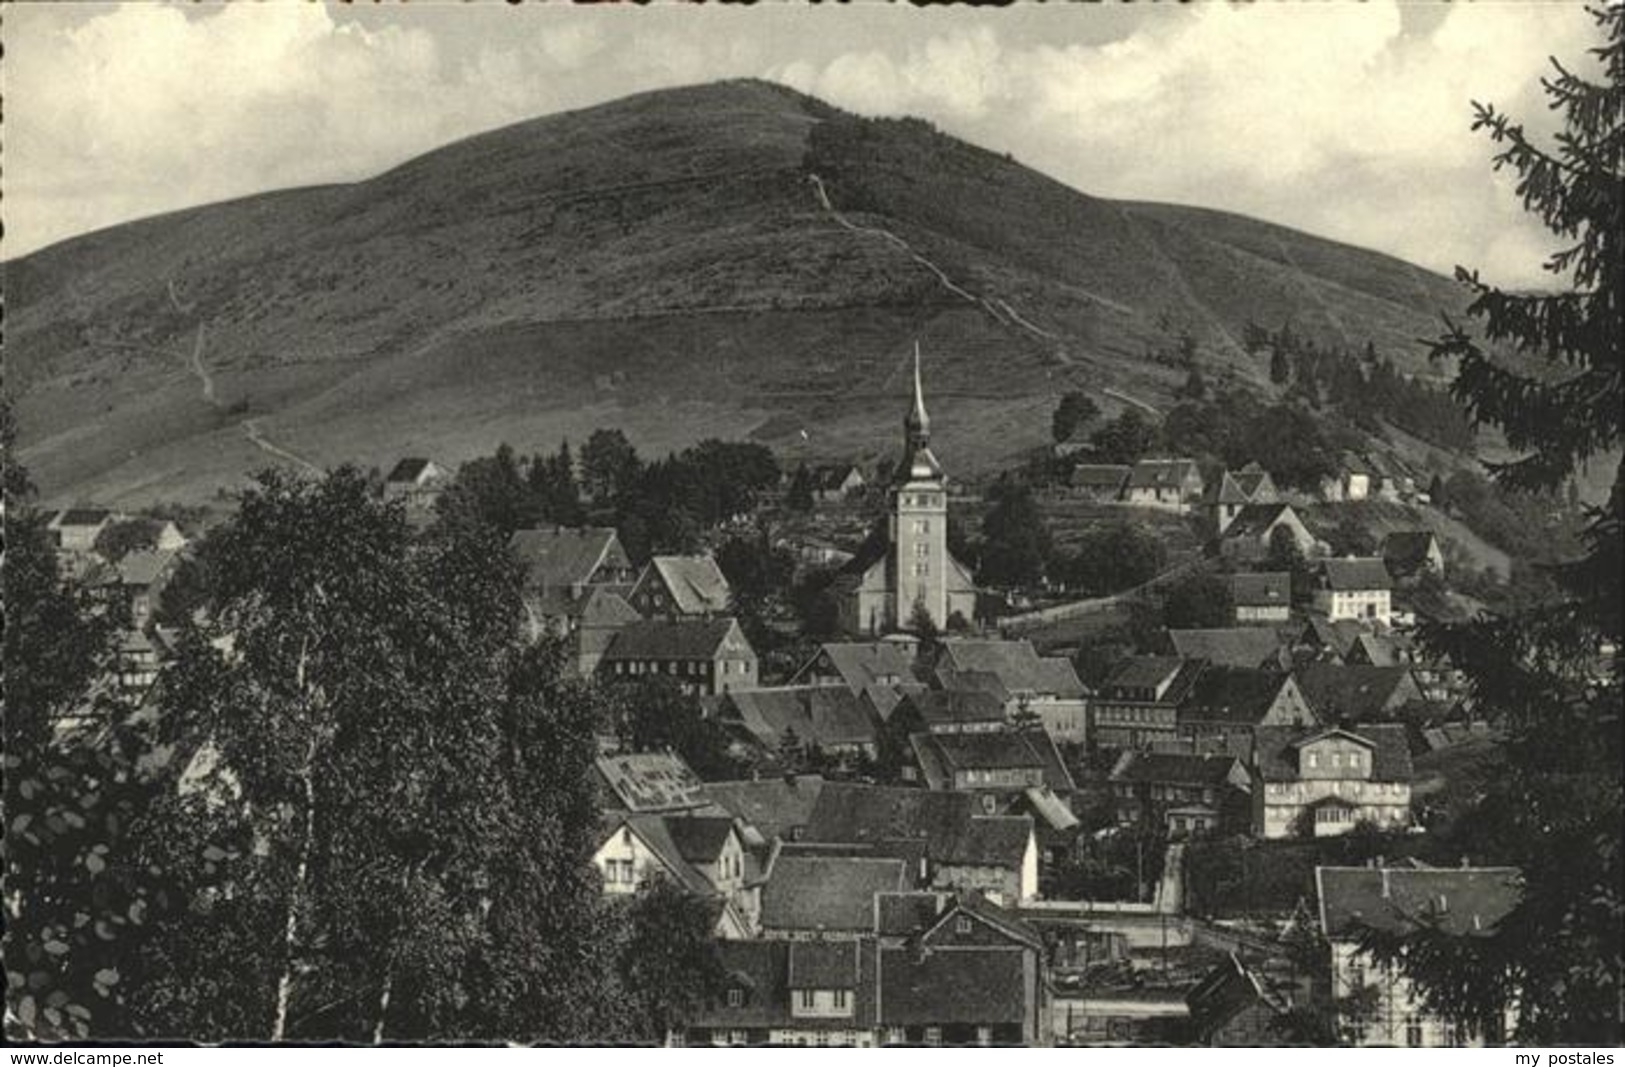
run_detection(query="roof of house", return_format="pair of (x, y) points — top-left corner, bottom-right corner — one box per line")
(644, 555), (732, 615)
(384, 457), (435, 484)
(1294, 663), (1419, 721)
(722, 686), (877, 750)
(697, 940), (878, 1030)
(617, 814), (722, 897)
(1168, 628), (1288, 670)
(595, 752), (709, 813)
(55, 508), (114, 528)
(509, 526), (625, 590)
(1230, 572), (1291, 609)
(663, 815), (740, 866)
(810, 464), (864, 490)
(1323, 557), (1394, 592)
(116, 548), (179, 587)
(939, 816), (1034, 867)
(1222, 503), (1297, 541)
(803, 782), (979, 859)
(578, 585), (642, 629)
(760, 854), (908, 933)
(874, 891), (952, 937)
(700, 776), (826, 841)
(1317, 866), (1523, 939)
(1101, 656), (1206, 703)
(938, 639), (1087, 699)
(1298, 617), (1368, 659)
(1071, 464), (1131, 489)
(1179, 667), (1300, 726)
(1020, 786), (1081, 833)
(1347, 632), (1413, 668)
(1232, 466), (1274, 499)
(1252, 724), (1413, 782)
(601, 618), (746, 662)
(877, 945), (1029, 1026)
(910, 729), (1075, 793)
(904, 688), (1008, 729)
(1211, 471), (1250, 506)
(1128, 458), (1200, 489)
(1110, 751), (1244, 788)
(796, 641), (918, 692)
(787, 940), (861, 989)
(1383, 531), (1440, 576)
(1186, 953), (1291, 1037)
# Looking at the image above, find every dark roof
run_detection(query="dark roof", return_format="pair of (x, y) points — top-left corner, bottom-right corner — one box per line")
(721, 686), (877, 749)
(910, 730), (1075, 792)
(601, 618), (747, 662)
(509, 526), (626, 590)
(693, 940), (878, 1030)
(940, 816), (1033, 867)
(700, 776), (826, 841)
(619, 814), (722, 897)
(595, 752), (708, 812)
(1298, 617), (1368, 659)
(760, 854), (908, 933)
(1071, 463), (1131, 489)
(1110, 751), (1244, 788)
(1230, 572), (1291, 609)
(1168, 628), (1287, 670)
(384, 457), (433, 483)
(939, 639), (1087, 699)
(810, 464), (864, 490)
(1383, 531), (1440, 577)
(904, 689), (1007, 729)
(1102, 656), (1206, 703)
(1211, 471), (1249, 505)
(1323, 557), (1394, 592)
(1318, 866), (1522, 939)
(1179, 667), (1298, 726)
(56, 508), (113, 527)
(1187, 954), (1290, 1037)
(878, 945), (1029, 1026)
(664, 815), (738, 865)
(804, 782), (981, 862)
(794, 641), (917, 693)
(1223, 503), (1296, 541)
(1128, 458), (1200, 489)
(1232, 466), (1275, 499)
(787, 940), (860, 989)
(874, 891), (951, 936)
(1252, 724), (1413, 782)
(1294, 663), (1420, 721)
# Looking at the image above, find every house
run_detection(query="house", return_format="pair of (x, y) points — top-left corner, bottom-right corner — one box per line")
(574, 586), (642, 676)
(1107, 751), (1251, 836)
(933, 639), (1090, 745)
(801, 782), (1039, 902)
(593, 811), (763, 937)
(909, 728), (1076, 801)
(811, 464), (867, 503)
(381, 457), (447, 511)
(1091, 656), (1206, 749)
(1167, 628), (1291, 671)
(1250, 724), (1413, 838)
(789, 641), (919, 711)
(1382, 531), (1444, 585)
(48, 508), (116, 554)
(1177, 667), (1319, 742)
(628, 555), (732, 619)
(1364, 452), (1416, 501)
(1344, 635), (1465, 706)
(1124, 458), (1205, 513)
(598, 617), (758, 696)
(1294, 617), (1370, 663)
(510, 526), (637, 636)
(1186, 953), (1294, 1046)
(1317, 866), (1522, 1046)
(1315, 557), (1394, 626)
(679, 898), (1047, 1046)
(715, 686), (880, 762)
(1293, 663), (1424, 724)
(1208, 463), (1279, 536)
(759, 854), (908, 939)
(1219, 503), (1317, 563)
(1322, 453), (1376, 502)
(113, 627), (168, 701)
(593, 751), (710, 816)
(891, 688), (1007, 736)
(108, 548), (180, 628)
(1230, 572), (1292, 625)
(1069, 464), (1130, 502)
(701, 776), (827, 843)
(836, 352), (979, 635)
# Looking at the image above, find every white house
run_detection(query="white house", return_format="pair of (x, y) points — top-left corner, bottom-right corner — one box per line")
(1315, 558), (1393, 626)
(1250, 725), (1412, 839)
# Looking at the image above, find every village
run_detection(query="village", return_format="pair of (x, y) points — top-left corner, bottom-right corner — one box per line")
(32, 347), (1559, 1048)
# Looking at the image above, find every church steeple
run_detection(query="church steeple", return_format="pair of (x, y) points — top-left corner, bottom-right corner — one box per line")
(906, 342), (930, 444)
(898, 343), (944, 484)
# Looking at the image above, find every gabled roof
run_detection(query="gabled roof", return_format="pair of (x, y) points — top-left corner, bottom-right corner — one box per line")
(696, 940), (879, 1030)
(664, 815), (740, 865)
(877, 945), (1029, 1026)
(1382, 531), (1440, 576)
(910, 729), (1075, 792)
(939, 816), (1033, 867)
(1211, 471), (1250, 506)
(938, 639), (1087, 699)
(54, 508), (114, 528)
(509, 526), (626, 590)
(810, 464), (864, 490)
(1251, 723), (1412, 782)
(804, 782), (978, 858)
(1179, 667), (1302, 726)
(1222, 503), (1297, 541)
(788, 940), (860, 989)
(1317, 866), (1522, 939)
(644, 555), (732, 615)
(700, 776), (826, 841)
(384, 457), (436, 484)
(595, 751), (708, 812)
(577, 585), (641, 629)
(1168, 628), (1288, 670)
(1071, 464), (1131, 490)
(721, 686), (877, 749)
(617, 814), (723, 897)
(601, 617), (748, 662)
(1020, 786), (1080, 832)
(1230, 572), (1291, 609)
(1101, 656), (1205, 703)
(1128, 457), (1200, 489)
(1186, 953), (1291, 1037)
(1298, 617), (1368, 659)
(1322, 557), (1393, 592)
(1347, 632), (1413, 668)
(904, 688), (1007, 729)
(1294, 663), (1420, 721)
(1232, 465), (1275, 500)
(875, 891), (952, 937)
(1110, 751), (1245, 788)
(760, 854), (908, 933)
(794, 641), (917, 692)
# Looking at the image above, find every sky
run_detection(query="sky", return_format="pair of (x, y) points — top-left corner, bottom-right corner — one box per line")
(3, 1), (1604, 287)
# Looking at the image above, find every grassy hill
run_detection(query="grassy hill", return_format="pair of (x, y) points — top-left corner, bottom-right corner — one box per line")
(5, 79), (1477, 509)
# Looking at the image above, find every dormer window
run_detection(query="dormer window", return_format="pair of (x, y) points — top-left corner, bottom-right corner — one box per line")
(727, 988), (743, 1008)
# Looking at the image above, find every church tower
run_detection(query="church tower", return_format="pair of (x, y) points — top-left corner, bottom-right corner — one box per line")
(890, 346), (949, 631)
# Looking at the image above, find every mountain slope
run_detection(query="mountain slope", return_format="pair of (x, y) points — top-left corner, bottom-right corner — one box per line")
(5, 79), (1473, 508)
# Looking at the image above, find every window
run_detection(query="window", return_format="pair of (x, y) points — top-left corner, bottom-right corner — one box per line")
(1308, 752), (1319, 768)
(727, 988), (743, 1008)
(912, 562), (929, 577)
(1405, 1015), (1423, 1047)
(976, 1026), (993, 1047)
(924, 1027), (942, 1047)
(956, 916), (972, 935)
(914, 542), (929, 558)
(799, 990), (815, 1010)
(832, 989), (849, 1010)
(729, 1030), (748, 1047)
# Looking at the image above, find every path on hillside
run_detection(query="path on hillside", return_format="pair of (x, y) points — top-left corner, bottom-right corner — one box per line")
(1102, 387), (1160, 417)
(243, 417), (322, 475)
(1271, 236), (1355, 349)
(1154, 842), (1186, 916)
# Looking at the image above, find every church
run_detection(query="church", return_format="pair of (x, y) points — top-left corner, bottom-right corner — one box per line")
(837, 350), (978, 636)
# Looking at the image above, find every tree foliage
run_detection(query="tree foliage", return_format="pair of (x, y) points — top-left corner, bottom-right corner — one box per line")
(1051, 391), (1100, 445)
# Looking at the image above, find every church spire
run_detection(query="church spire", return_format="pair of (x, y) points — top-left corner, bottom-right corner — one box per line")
(907, 341), (930, 441)
(898, 342), (944, 484)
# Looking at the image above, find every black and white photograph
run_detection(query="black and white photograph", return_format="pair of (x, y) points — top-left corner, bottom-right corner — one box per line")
(2, 0), (1620, 1050)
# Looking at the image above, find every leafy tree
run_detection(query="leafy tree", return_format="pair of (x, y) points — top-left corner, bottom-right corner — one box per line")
(1089, 408), (1157, 465)
(1176, 365), (1208, 402)
(528, 440), (584, 526)
(789, 567), (841, 638)
(1161, 571), (1234, 630)
(1269, 345), (1293, 386)
(1051, 391), (1100, 445)
(978, 476), (1051, 588)
(614, 877), (729, 1044)
(786, 462), (814, 512)
(581, 428), (641, 505)
(93, 518), (167, 562)
(610, 676), (741, 781)
(435, 442), (534, 535)
(1358, 8), (1623, 1045)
